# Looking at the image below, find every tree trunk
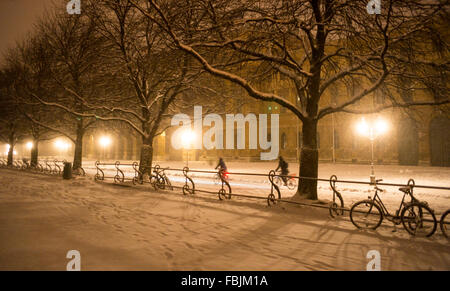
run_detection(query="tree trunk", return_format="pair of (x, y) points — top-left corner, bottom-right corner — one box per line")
(31, 139), (39, 167)
(7, 134), (14, 166)
(72, 129), (84, 170)
(139, 142), (153, 177)
(297, 118), (319, 200)
(7, 147), (13, 167)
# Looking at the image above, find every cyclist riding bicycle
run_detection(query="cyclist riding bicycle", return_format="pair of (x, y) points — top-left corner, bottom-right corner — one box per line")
(215, 157), (229, 180)
(275, 156), (289, 186)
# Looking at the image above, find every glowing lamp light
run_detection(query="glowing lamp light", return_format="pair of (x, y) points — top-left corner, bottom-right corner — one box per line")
(356, 117), (389, 139)
(26, 142), (33, 150)
(4, 144), (14, 156)
(54, 140), (70, 151)
(355, 116), (390, 184)
(99, 136), (112, 148)
(356, 118), (369, 136)
(54, 140), (64, 149)
(374, 118), (389, 135)
(181, 130), (195, 149)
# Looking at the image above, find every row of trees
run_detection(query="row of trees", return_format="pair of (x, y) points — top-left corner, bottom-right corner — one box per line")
(0, 0), (213, 174)
(0, 0), (448, 199)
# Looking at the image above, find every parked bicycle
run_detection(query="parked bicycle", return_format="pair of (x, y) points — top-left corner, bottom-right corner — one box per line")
(350, 179), (437, 237)
(274, 170), (297, 190)
(151, 166), (173, 190)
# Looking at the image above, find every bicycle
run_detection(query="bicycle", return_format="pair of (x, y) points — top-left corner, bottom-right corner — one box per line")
(152, 166), (173, 190)
(214, 169), (231, 200)
(213, 170), (229, 185)
(440, 209), (449, 238)
(274, 170), (297, 190)
(350, 179), (437, 237)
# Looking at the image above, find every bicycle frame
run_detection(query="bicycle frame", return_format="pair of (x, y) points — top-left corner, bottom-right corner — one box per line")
(275, 171), (294, 181)
(370, 187), (415, 222)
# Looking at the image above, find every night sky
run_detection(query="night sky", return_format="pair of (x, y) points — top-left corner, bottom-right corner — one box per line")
(0, 0), (55, 63)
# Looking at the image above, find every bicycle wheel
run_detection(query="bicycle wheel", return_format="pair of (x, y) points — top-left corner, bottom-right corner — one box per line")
(287, 178), (296, 190)
(273, 176), (283, 187)
(440, 210), (449, 238)
(401, 202), (437, 237)
(156, 176), (166, 189)
(350, 200), (383, 230)
(74, 167), (85, 176)
(218, 188), (226, 200)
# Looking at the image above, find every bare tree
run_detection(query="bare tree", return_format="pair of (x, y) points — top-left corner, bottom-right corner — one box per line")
(0, 64), (29, 166)
(131, 0), (449, 199)
(27, 5), (107, 170)
(83, 0), (210, 176)
(9, 35), (60, 167)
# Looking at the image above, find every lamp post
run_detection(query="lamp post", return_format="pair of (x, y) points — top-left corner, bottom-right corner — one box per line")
(181, 130), (195, 167)
(356, 117), (389, 184)
(99, 136), (112, 160)
(332, 113), (336, 163)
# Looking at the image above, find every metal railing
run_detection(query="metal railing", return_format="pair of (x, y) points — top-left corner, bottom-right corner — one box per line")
(0, 158), (85, 176)
(94, 160), (449, 231)
(2, 158), (449, 236)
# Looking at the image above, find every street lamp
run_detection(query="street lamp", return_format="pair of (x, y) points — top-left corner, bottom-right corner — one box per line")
(54, 139), (70, 158)
(99, 136), (112, 160)
(4, 144), (17, 156)
(181, 130), (195, 167)
(26, 142), (33, 150)
(355, 117), (389, 184)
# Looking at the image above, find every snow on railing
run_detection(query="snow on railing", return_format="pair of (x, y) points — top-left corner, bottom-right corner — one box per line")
(94, 160), (449, 238)
(0, 158), (85, 176)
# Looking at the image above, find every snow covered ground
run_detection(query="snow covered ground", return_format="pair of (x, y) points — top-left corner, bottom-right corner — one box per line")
(0, 166), (449, 271)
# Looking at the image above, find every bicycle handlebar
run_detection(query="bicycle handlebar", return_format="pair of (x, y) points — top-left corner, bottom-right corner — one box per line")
(375, 186), (384, 192)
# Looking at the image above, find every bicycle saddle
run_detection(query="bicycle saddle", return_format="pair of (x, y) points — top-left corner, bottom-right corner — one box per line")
(398, 186), (411, 193)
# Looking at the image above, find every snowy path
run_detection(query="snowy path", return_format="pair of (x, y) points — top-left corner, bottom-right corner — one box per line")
(0, 168), (449, 270)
